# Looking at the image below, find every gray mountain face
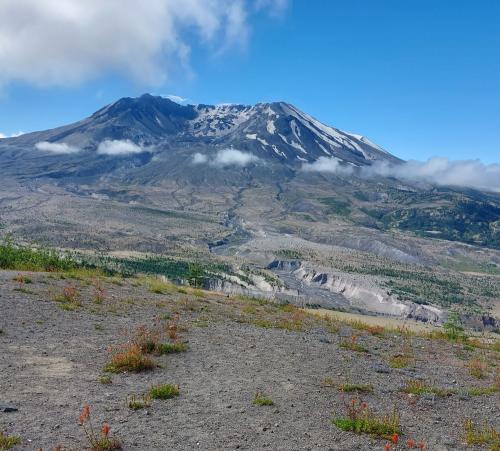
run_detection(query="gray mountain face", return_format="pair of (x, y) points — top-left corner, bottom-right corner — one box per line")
(0, 94), (401, 181)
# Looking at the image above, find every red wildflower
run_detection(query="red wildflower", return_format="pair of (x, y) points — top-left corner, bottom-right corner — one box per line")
(78, 404), (90, 425)
(391, 433), (399, 444)
(417, 442), (425, 450)
(384, 443), (392, 451)
(407, 438), (415, 448)
(102, 422), (110, 437)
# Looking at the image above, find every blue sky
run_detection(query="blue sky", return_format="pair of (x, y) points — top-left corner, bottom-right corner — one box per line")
(0, 0), (499, 163)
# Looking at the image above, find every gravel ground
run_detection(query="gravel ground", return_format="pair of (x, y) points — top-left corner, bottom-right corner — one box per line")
(0, 270), (499, 451)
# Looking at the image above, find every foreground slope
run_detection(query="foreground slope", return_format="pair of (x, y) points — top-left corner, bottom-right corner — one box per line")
(1, 270), (499, 450)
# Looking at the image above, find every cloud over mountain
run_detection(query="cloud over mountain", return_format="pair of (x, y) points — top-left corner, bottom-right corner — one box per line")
(302, 156), (500, 192)
(97, 139), (147, 156)
(366, 158), (500, 193)
(34, 141), (79, 154)
(193, 149), (260, 167)
(301, 156), (354, 175)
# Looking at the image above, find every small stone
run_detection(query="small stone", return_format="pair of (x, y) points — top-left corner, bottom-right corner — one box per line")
(0, 405), (18, 412)
(372, 363), (391, 374)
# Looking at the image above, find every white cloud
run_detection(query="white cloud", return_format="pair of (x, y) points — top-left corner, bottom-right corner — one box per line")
(97, 139), (147, 156)
(192, 152), (208, 164)
(165, 94), (189, 104)
(0, 131), (24, 139)
(364, 158), (500, 193)
(0, 0), (287, 87)
(303, 156), (500, 193)
(301, 156), (354, 175)
(192, 148), (259, 167)
(34, 141), (79, 154)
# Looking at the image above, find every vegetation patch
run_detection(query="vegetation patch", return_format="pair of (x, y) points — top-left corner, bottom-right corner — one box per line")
(338, 383), (373, 393)
(127, 394), (151, 410)
(340, 336), (368, 353)
(78, 404), (122, 450)
(388, 354), (415, 369)
(104, 344), (156, 373)
(468, 358), (488, 379)
(150, 384), (180, 400)
(0, 238), (78, 272)
(156, 342), (189, 354)
(253, 392), (274, 406)
(98, 375), (112, 385)
(0, 431), (21, 450)
(332, 399), (399, 438)
(402, 380), (451, 397)
(463, 419), (500, 449)
(319, 197), (352, 216)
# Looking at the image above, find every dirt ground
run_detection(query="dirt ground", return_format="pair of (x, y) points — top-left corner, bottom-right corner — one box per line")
(1, 270), (499, 450)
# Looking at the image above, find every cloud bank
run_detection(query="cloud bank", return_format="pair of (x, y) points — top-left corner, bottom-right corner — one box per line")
(193, 149), (260, 167)
(0, 0), (287, 87)
(97, 139), (147, 156)
(302, 156), (500, 192)
(367, 158), (500, 192)
(34, 141), (79, 154)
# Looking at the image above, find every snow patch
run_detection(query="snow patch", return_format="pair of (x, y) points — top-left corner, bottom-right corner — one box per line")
(290, 140), (307, 154)
(272, 145), (287, 158)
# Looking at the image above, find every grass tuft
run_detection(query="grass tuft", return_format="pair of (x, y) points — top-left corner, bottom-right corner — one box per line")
(338, 383), (374, 393)
(332, 399), (399, 438)
(150, 384), (180, 400)
(0, 431), (21, 450)
(253, 392), (274, 406)
(104, 345), (156, 373)
(127, 394), (151, 410)
(463, 419), (500, 449)
(98, 375), (112, 385)
(402, 380), (450, 397)
(468, 358), (488, 379)
(156, 342), (189, 354)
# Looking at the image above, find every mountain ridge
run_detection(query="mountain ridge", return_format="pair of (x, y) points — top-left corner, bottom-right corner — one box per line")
(0, 94), (401, 170)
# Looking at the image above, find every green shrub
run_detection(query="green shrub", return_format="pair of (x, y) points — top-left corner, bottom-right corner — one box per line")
(0, 431), (21, 449)
(253, 392), (274, 406)
(332, 400), (399, 438)
(156, 342), (188, 354)
(338, 383), (373, 393)
(150, 384), (180, 400)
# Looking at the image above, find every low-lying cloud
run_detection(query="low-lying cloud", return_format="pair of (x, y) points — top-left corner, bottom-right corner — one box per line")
(97, 139), (147, 156)
(34, 141), (79, 154)
(367, 158), (500, 192)
(193, 149), (260, 167)
(0, 131), (24, 138)
(302, 156), (500, 192)
(301, 156), (354, 175)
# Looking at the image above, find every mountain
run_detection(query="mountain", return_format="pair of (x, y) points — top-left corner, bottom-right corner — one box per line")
(0, 94), (401, 181)
(0, 94), (499, 326)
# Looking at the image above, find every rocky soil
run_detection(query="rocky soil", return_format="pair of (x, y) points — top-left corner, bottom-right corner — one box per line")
(0, 270), (499, 450)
